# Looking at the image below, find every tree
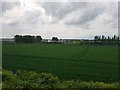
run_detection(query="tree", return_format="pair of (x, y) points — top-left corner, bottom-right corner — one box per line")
(52, 37), (58, 42)
(14, 35), (19, 43)
(94, 36), (98, 44)
(22, 35), (35, 43)
(36, 36), (42, 43)
(14, 35), (23, 43)
(104, 37), (107, 44)
(117, 37), (119, 45)
(94, 35), (119, 45)
(101, 35), (105, 44)
(14, 35), (43, 43)
(94, 36), (101, 44)
(113, 35), (116, 44)
(98, 36), (101, 44)
(107, 36), (111, 44)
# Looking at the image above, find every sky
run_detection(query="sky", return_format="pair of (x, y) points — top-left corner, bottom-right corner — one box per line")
(0, 0), (119, 39)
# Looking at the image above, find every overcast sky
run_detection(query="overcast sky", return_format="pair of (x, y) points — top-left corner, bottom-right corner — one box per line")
(0, 1), (118, 39)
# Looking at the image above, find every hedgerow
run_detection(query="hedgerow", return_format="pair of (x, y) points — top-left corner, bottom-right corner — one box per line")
(2, 70), (120, 89)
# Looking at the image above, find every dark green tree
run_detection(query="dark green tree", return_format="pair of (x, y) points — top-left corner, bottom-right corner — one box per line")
(21, 35), (35, 43)
(101, 35), (105, 44)
(113, 35), (116, 44)
(36, 36), (42, 43)
(52, 37), (58, 42)
(94, 36), (98, 44)
(107, 36), (111, 44)
(117, 36), (119, 44)
(14, 35), (23, 43)
(94, 36), (101, 44)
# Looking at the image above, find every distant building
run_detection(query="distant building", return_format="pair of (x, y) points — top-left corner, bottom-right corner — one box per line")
(59, 39), (82, 44)
(41, 39), (92, 44)
(42, 39), (49, 43)
(1, 38), (94, 45)
(42, 39), (64, 44)
(2, 38), (15, 42)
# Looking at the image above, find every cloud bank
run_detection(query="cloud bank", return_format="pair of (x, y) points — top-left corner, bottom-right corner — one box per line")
(1, 1), (118, 39)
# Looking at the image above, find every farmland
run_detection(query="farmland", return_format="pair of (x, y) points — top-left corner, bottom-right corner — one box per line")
(2, 44), (119, 82)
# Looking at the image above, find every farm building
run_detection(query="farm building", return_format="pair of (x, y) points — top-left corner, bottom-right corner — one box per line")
(42, 39), (65, 44)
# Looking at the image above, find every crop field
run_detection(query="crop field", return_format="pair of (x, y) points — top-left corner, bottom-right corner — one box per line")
(2, 44), (119, 82)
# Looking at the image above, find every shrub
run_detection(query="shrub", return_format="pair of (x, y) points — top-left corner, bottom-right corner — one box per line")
(2, 69), (120, 89)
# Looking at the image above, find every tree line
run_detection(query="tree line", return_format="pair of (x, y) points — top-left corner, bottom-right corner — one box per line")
(94, 35), (120, 45)
(14, 35), (120, 45)
(14, 35), (42, 43)
(14, 35), (58, 43)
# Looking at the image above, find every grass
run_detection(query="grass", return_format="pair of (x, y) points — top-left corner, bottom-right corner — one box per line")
(2, 44), (119, 82)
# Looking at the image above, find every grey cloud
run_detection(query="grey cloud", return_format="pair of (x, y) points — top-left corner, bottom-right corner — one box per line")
(1, 2), (20, 19)
(41, 2), (117, 27)
(64, 2), (118, 29)
(8, 21), (19, 26)
(41, 2), (87, 20)
(65, 8), (103, 25)
(2, 2), (20, 13)
(0, 2), (2, 17)
(65, 3), (105, 25)
(23, 10), (42, 24)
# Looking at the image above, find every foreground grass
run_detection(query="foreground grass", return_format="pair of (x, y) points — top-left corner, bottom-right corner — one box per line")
(2, 70), (120, 89)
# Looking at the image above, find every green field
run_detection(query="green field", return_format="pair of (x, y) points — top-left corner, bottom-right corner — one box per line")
(2, 44), (119, 82)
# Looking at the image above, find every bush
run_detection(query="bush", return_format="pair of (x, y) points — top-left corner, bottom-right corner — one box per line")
(2, 70), (120, 89)
(2, 70), (59, 88)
